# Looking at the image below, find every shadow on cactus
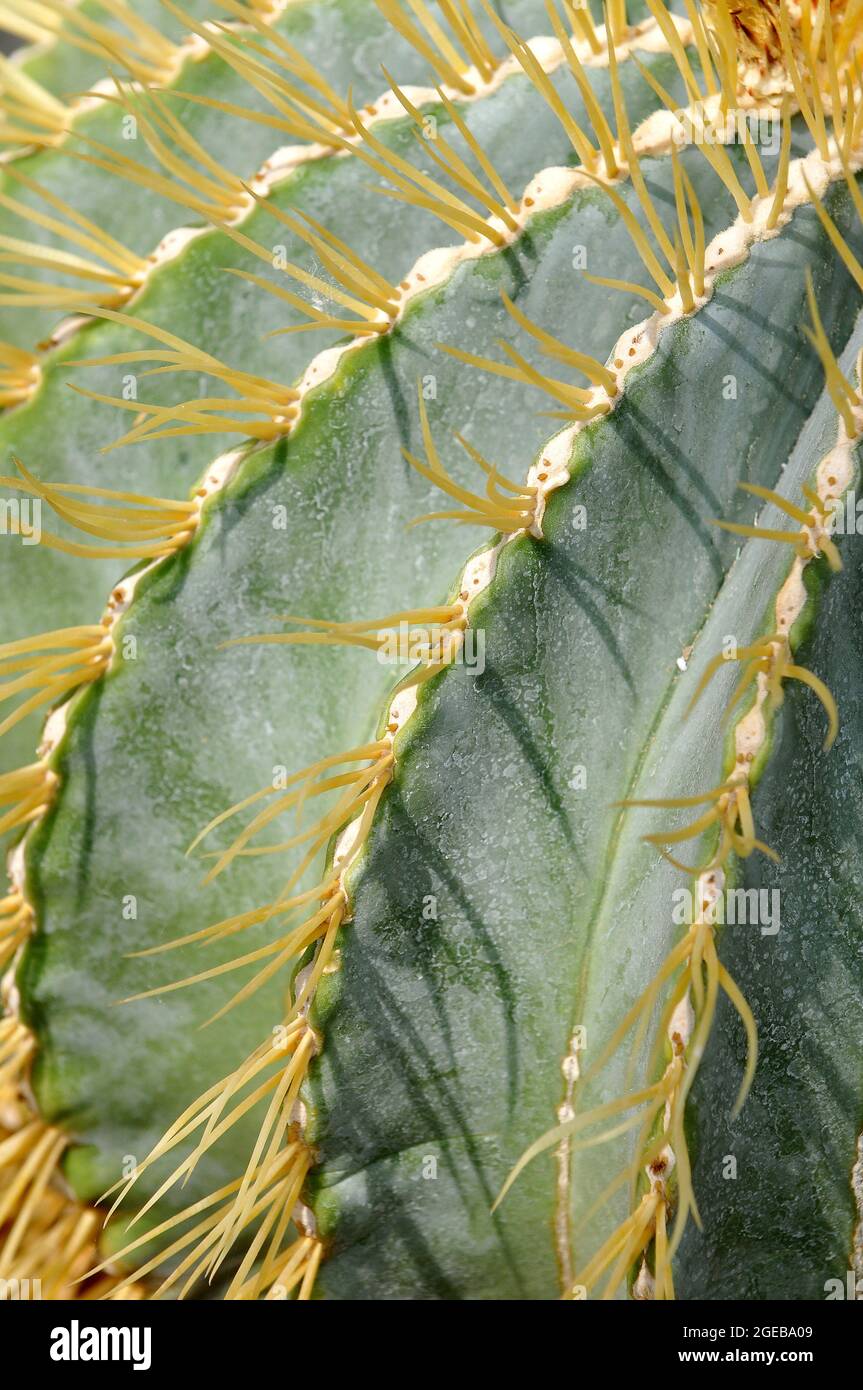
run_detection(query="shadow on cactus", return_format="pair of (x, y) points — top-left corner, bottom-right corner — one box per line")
(0, 0), (862, 1305)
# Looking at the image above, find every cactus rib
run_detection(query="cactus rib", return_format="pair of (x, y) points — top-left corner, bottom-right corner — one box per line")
(2, 0), (863, 1303)
(0, 1), (698, 411)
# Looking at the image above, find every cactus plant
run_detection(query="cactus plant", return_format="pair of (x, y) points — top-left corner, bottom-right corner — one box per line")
(0, 0), (862, 1302)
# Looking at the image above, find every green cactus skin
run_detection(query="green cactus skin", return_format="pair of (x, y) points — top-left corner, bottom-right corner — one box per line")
(0, 7), (696, 785)
(1, 0), (863, 1302)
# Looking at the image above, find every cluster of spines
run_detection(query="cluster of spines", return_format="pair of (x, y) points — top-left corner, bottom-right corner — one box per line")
(0, 340), (39, 408)
(0, 758), (56, 839)
(0, 0), (294, 404)
(0, 1011), (144, 1297)
(404, 388), (539, 532)
(92, 735), (403, 1296)
(0, 0), (182, 89)
(0, 51), (67, 145)
(1, 0), (860, 395)
(494, 860), (758, 1299)
(0, 622), (112, 743)
(0, 886), (30, 971)
(161, 0), (354, 145)
(0, 166), (148, 314)
(72, 80), (253, 225)
(0, 456), (201, 557)
(31, 12), (744, 446)
(0, 478), (196, 1006)
(0, 0), (811, 433)
(57, 0), (816, 444)
(217, 195), (401, 340)
(0, 462), (203, 841)
(88, 1014), (321, 1300)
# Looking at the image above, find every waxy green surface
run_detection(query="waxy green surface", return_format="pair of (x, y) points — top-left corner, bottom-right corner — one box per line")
(9, 0), (862, 1300)
(304, 190), (863, 1299)
(19, 147), (736, 1224)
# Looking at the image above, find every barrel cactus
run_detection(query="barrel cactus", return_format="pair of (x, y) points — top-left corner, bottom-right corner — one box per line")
(1, 0), (862, 1303)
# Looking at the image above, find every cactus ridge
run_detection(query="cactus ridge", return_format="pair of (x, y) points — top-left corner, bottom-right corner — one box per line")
(43, 32), (791, 456)
(1, 0), (862, 1301)
(0, 3), (699, 422)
